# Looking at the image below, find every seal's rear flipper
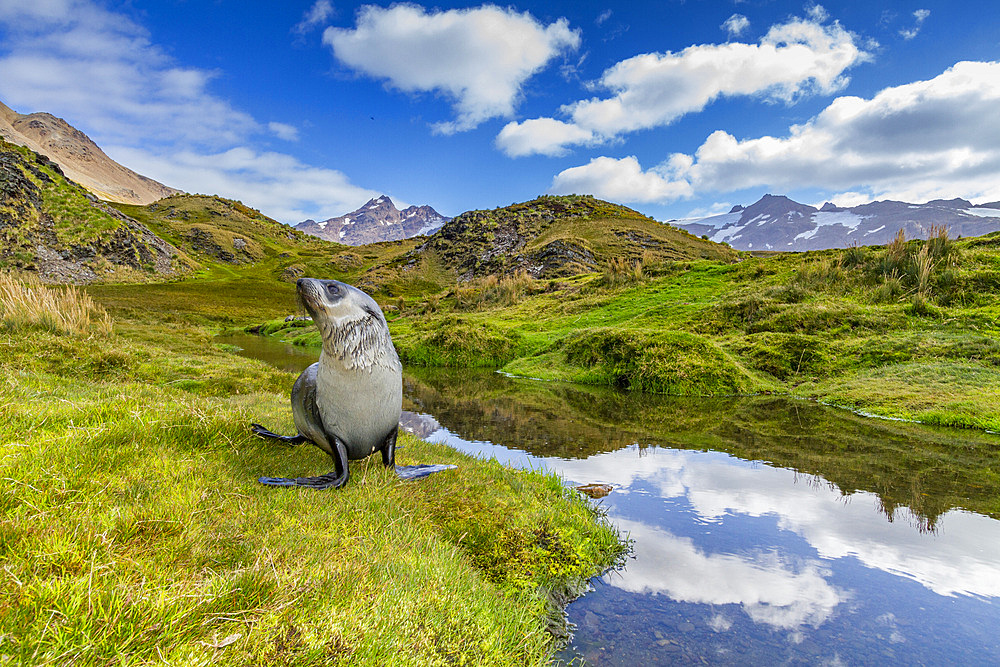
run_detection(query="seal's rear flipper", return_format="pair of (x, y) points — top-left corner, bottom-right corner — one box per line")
(258, 470), (347, 489)
(394, 464), (457, 480)
(258, 440), (350, 490)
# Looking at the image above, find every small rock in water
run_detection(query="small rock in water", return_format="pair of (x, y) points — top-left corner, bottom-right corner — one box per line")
(576, 483), (613, 498)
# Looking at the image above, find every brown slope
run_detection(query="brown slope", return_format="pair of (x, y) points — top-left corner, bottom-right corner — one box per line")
(0, 100), (178, 205)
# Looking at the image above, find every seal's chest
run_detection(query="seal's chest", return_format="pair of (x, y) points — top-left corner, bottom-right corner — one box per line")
(315, 361), (402, 456)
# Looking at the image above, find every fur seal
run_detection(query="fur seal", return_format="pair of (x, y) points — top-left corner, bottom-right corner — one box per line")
(251, 277), (454, 489)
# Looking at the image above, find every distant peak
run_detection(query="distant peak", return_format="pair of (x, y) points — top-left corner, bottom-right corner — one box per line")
(729, 205), (745, 213)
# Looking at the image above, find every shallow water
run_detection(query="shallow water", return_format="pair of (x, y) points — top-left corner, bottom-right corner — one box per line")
(222, 333), (1000, 665)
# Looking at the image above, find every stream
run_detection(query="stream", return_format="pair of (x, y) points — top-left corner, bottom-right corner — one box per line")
(219, 333), (1000, 665)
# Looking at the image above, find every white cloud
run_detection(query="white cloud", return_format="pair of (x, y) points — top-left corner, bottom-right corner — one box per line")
(806, 4), (830, 23)
(496, 118), (596, 157)
(0, 0), (376, 222)
(323, 4), (580, 134)
(550, 60), (1000, 206)
(295, 0), (334, 34)
(722, 14), (750, 38)
(267, 121), (299, 142)
(0, 1), (257, 147)
(900, 9), (930, 40)
(107, 145), (378, 223)
(498, 13), (868, 157)
(550, 155), (692, 202)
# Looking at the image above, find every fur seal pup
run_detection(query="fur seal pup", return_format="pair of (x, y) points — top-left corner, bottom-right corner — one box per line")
(251, 277), (454, 489)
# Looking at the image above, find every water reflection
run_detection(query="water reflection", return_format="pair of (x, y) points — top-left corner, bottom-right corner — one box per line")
(222, 334), (1000, 665)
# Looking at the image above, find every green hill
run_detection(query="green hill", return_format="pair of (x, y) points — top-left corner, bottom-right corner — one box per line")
(417, 194), (737, 280)
(0, 138), (181, 283)
(108, 194), (331, 272)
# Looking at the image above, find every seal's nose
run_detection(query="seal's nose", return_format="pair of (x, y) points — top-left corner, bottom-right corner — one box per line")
(296, 278), (306, 289)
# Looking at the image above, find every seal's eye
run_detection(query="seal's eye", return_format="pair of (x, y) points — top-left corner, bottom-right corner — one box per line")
(326, 283), (341, 297)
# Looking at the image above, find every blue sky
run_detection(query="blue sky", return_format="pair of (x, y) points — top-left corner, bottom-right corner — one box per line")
(1, 1), (999, 223)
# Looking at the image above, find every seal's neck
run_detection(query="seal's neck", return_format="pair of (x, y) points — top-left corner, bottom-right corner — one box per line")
(318, 312), (394, 371)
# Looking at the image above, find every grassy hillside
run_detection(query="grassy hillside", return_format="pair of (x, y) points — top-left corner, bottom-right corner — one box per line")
(417, 194), (737, 280)
(110, 194), (328, 270)
(0, 138), (180, 282)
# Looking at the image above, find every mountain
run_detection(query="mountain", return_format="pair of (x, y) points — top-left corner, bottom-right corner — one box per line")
(295, 195), (450, 245)
(672, 194), (1000, 251)
(413, 194), (737, 280)
(0, 138), (180, 283)
(0, 100), (178, 206)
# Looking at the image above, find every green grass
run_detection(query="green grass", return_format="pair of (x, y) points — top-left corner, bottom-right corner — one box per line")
(0, 303), (623, 665)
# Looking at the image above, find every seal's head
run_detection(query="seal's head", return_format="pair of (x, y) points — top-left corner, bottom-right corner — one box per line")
(296, 278), (396, 371)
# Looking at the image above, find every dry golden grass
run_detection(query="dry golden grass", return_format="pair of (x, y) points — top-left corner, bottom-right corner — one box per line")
(0, 272), (112, 336)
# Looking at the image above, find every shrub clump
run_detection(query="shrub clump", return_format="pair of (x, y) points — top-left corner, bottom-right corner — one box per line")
(562, 328), (765, 395)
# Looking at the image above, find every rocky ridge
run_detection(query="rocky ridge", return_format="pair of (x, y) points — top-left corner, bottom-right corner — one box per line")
(673, 194), (1000, 251)
(0, 100), (178, 206)
(296, 195), (449, 245)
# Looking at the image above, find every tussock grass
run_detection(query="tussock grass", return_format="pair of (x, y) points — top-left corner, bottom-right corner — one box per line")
(0, 272), (112, 336)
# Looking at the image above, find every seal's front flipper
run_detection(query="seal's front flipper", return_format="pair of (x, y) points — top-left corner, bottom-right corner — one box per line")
(251, 423), (307, 445)
(394, 464), (458, 480)
(259, 439), (350, 490)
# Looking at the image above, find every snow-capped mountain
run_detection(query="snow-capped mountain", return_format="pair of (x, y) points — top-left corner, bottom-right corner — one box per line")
(295, 195), (450, 245)
(672, 194), (1000, 251)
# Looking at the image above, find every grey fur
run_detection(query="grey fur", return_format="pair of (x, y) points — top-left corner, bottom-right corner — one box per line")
(253, 277), (455, 489)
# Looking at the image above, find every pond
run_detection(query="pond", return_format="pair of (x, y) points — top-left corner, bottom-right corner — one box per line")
(219, 333), (1000, 665)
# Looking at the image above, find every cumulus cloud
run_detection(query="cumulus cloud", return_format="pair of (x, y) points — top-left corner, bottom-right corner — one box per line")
(721, 14), (750, 38)
(268, 121), (299, 141)
(900, 9), (930, 40)
(323, 4), (580, 134)
(499, 13), (868, 157)
(0, 0), (375, 222)
(295, 0), (334, 34)
(548, 60), (1000, 206)
(551, 155), (693, 202)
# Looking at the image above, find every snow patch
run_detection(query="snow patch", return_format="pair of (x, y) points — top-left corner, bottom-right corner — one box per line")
(813, 211), (864, 230)
(864, 225), (886, 236)
(965, 208), (1000, 218)
(711, 223), (748, 244)
(672, 211), (742, 230)
(317, 220), (328, 230)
